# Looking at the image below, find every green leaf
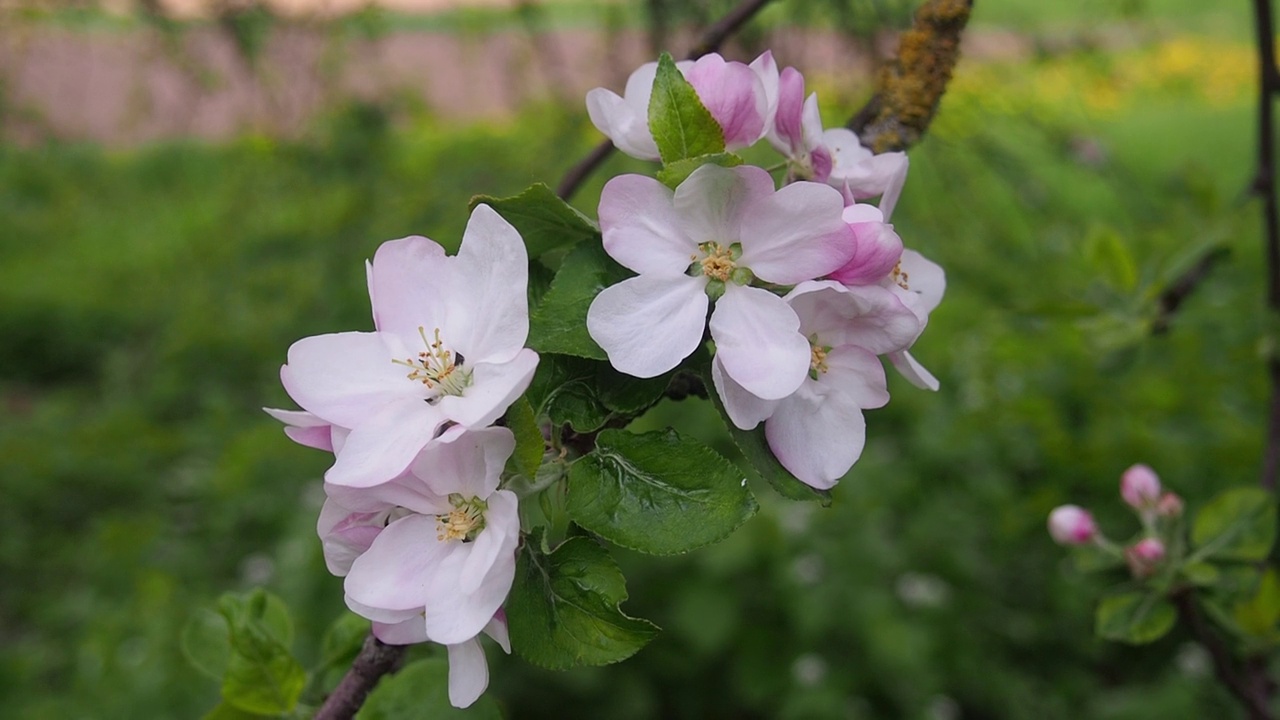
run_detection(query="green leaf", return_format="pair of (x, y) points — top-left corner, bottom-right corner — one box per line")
(528, 242), (631, 359)
(470, 183), (600, 259)
(201, 701), (272, 720)
(1095, 592), (1177, 645)
(704, 368), (831, 505)
(526, 354), (612, 432)
(218, 591), (307, 715)
(1192, 487), (1277, 562)
(1234, 569), (1280, 637)
(1084, 225), (1138, 292)
(1181, 562), (1221, 586)
(320, 611), (370, 669)
(356, 658), (503, 719)
(505, 395), (545, 478)
(1070, 543), (1125, 573)
(506, 534), (659, 670)
(656, 152), (744, 189)
(182, 608), (232, 681)
(567, 428), (758, 555)
(648, 52), (725, 164)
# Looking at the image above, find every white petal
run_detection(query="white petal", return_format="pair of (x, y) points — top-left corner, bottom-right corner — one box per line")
(673, 164), (774, 245)
(317, 498), (388, 576)
(785, 281), (919, 355)
(281, 331), (426, 429)
(898, 249), (946, 317)
(878, 155), (910, 221)
(368, 236), (450, 337)
(410, 426), (516, 500)
(824, 345), (890, 410)
(446, 205), (530, 365)
(446, 637), (489, 709)
(423, 517), (519, 645)
(372, 616), (429, 645)
(710, 355), (778, 430)
(346, 596), (422, 625)
(587, 274), (709, 378)
(765, 383), (867, 490)
(435, 349), (539, 429)
(457, 491), (518, 595)
(345, 514), (451, 614)
(889, 350), (940, 391)
(483, 612), (511, 654)
(325, 398), (444, 488)
(599, 174), (694, 276)
(738, 181), (853, 284)
(710, 285), (808, 400)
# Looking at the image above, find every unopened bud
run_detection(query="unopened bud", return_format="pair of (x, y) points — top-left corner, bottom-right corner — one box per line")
(1156, 492), (1184, 518)
(1125, 537), (1166, 578)
(1048, 505), (1097, 546)
(1120, 464), (1162, 510)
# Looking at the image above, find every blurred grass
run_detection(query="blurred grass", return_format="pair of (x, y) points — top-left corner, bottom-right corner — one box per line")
(0, 7), (1268, 720)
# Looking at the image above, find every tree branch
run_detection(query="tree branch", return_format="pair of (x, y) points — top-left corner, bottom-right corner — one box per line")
(1151, 247), (1230, 335)
(1253, 0), (1280, 492)
(846, 0), (974, 152)
(314, 634), (407, 720)
(556, 0), (778, 201)
(1173, 591), (1273, 720)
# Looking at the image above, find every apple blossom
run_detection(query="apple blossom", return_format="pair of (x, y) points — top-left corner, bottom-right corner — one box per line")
(828, 203), (904, 286)
(882, 248), (946, 391)
(1156, 491), (1184, 518)
(1047, 505), (1098, 545)
(278, 204), (539, 488)
(711, 280), (920, 488)
(319, 426), (520, 650)
(374, 612), (511, 709)
(1120, 463), (1162, 510)
(822, 128), (909, 216)
(1125, 537), (1166, 578)
(766, 66), (832, 181)
(586, 52), (778, 161)
(587, 163), (855, 400)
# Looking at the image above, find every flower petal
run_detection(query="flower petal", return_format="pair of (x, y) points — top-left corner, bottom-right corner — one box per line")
(898, 249), (946, 318)
(368, 236), (450, 337)
(484, 611), (511, 654)
(265, 408), (336, 452)
(599, 174), (692, 276)
(785, 281), (919, 355)
(434, 349), (539, 429)
(345, 514), (452, 614)
(445, 205), (530, 365)
(765, 382), (867, 490)
(768, 66), (806, 156)
(710, 285), (808, 400)
(739, 181), (854, 283)
(888, 349), (940, 391)
(281, 331), (426, 429)
(673, 164), (774, 246)
(824, 345), (890, 409)
(423, 527), (518, 645)
(587, 274), (708, 378)
(446, 637), (489, 709)
(710, 355), (778, 430)
(409, 426), (515, 501)
(457, 491), (518, 596)
(686, 53), (767, 148)
(372, 615), (429, 645)
(317, 499), (389, 576)
(325, 398), (444, 488)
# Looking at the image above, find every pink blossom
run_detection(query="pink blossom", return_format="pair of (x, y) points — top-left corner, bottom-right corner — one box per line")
(1120, 464), (1162, 510)
(822, 128), (909, 216)
(1156, 492), (1184, 518)
(586, 164), (855, 400)
(827, 203), (904, 286)
(712, 280), (919, 488)
(766, 66), (832, 181)
(1047, 505), (1097, 545)
(278, 205), (539, 488)
(586, 52), (777, 161)
(1125, 538), (1166, 578)
(882, 249), (946, 391)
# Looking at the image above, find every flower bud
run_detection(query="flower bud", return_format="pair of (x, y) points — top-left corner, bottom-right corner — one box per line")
(1048, 505), (1098, 545)
(1156, 492), (1184, 518)
(1125, 537), (1166, 578)
(1120, 464), (1162, 510)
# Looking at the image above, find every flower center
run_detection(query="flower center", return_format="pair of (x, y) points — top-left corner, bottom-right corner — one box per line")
(436, 494), (487, 543)
(698, 242), (736, 282)
(890, 261), (910, 290)
(393, 327), (472, 397)
(809, 340), (831, 381)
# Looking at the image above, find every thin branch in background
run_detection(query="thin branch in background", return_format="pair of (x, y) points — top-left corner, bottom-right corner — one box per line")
(314, 634), (407, 720)
(1151, 247), (1230, 335)
(1173, 592), (1273, 720)
(846, 0), (974, 152)
(556, 0), (777, 201)
(1253, 0), (1280, 492)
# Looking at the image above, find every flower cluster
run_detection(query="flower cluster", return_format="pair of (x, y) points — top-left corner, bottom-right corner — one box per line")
(586, 54), (945, 489)
(268, 205), (537, 708)
(1048, 463), (1185, 578)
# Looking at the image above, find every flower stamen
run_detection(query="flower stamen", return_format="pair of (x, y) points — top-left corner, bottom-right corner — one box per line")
(809, 341), (831, 381)
(890, 261), (910, 290)
(699, 242), (736, 282)
(393, 327), (472, 397)
(436, 494), (488, 542)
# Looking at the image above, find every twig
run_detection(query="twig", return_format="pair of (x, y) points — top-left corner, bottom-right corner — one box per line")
(1254, 0), (1280, 492)
(314, 634), (407, 720)
(846, 0), (974, 152)
(1173, 592), (1273, 720)
(1151, 247), (1230, 335)
(555, 0), (778, 201)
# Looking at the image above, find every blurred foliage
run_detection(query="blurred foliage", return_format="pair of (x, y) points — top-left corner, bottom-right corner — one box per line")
(0, 0), (1268, 718)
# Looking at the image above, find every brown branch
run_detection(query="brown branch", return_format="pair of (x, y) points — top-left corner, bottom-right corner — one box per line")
(1254, 0), (1280, 492)
(1173, 592), (1273, 720)
(314, 634), (407, 720)
(555, 0), (778, 201)
(1151, 247), (1230, 335)
(847, 0), (974, 153)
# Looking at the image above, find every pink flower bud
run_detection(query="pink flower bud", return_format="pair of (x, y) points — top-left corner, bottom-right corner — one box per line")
(1125, 537), (1166, 578)
(1156, 492), (1184, 518)
(1048, 505), (1097, 545)
(1120, 464), (1162, 509)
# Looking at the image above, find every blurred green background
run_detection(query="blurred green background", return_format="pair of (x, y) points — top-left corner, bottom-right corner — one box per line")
(0, 0), (1267, 717)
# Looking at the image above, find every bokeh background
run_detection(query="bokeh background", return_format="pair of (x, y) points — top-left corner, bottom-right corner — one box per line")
(0, 0), (1266, 717)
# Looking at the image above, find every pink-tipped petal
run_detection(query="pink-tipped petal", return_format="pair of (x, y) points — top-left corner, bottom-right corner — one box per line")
(710, 285), (809, 400)
(686, 54), (767, 148)
(785, 281), (919, 355)
(769, 66), (807, 155)
(587, 274), (709, 378)
(739, 181), (854, 284)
